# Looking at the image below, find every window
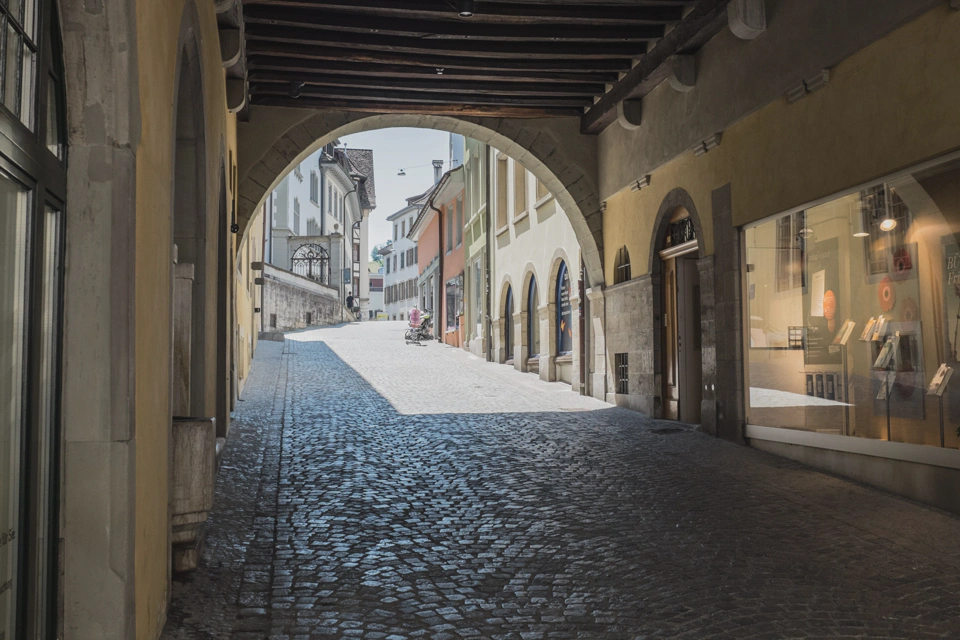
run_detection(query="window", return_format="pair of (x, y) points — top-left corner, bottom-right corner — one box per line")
(393, 255), (397, 272)
(270, 313), (277, 328)
(614, 246), (632, 284)
(514, 162), (527, 219)
(504, 286), (514, 359)
(446, 205), (454, 252)
(327, 185), (333, 214)
(294, 163), (303, 181)
(774, 211), (805, 292)
(385, 258), (390, 274)
(527, 276), (540, 358)
(394, 223), (398, 241)
(293, 198), (300, 234)
(310, 171), (319, 204)
(0, 4), (68, 635)
(401, 220), (406, 237)
(556, 261), (573, 354)
(414, 247), (418, 264)
(615, 354), (629, 395)
(743, 153), (960, 447)
(496, 155), (508, 230)
(456, 196), (463, 246)
(400, 253), (405, 269)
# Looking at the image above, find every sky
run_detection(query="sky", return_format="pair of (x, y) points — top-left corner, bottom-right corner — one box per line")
(340, 128), (452, 255)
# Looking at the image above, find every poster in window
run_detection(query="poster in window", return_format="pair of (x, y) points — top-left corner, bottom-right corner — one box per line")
(557, 264), (573, 354)
(803, 238), (842, 365)
(941, 236), (960, 421)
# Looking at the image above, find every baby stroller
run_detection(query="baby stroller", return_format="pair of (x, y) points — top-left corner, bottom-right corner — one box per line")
(405, 312), (433, 345)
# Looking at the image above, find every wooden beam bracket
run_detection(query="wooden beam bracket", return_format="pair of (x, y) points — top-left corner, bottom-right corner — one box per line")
(630, 175), (651, 192)
(220, 27), (242, 68)
(693, 132), (721, 157)
(728, 0), (766, 40)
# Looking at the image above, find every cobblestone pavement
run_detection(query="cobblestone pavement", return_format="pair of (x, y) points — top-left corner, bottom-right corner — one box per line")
(163, 321), (960, 639)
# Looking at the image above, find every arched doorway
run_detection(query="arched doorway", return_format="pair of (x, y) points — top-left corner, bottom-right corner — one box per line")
(503, 285), (514, 363)
(0, 1), (68, 636)
(651, 190), (705, 424)
(527, 275), (540, 361)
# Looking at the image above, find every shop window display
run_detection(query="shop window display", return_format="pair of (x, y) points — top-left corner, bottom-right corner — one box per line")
(744, 154), (960, 448)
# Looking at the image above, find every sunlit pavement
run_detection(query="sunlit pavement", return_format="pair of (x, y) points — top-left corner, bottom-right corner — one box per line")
(163, 321), (960, 639)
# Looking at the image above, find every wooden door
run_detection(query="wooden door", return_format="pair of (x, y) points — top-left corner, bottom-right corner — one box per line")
(663, 257), (680, 420)
(677, 256), (702, 424)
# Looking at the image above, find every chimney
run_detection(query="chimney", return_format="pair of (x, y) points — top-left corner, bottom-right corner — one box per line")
(432, 160), (444, 184)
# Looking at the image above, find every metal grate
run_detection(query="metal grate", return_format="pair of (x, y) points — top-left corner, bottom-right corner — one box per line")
(615, 353), (629, 395)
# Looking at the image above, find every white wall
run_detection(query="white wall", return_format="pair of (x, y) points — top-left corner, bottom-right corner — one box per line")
(384, 204), (421, 320)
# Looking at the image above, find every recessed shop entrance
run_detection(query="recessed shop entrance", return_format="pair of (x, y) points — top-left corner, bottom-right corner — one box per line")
(659, 208), (703, 424)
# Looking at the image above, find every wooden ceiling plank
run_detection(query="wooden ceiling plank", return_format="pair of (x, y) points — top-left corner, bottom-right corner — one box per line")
(252, 94), (583, 117)
(245, 23), (652, 58)
(244, 0), (689, 25)
(244, 6), (666, 41)
(247, 55), (622, 84)
(246, 41), (634, 72)
(250, 71), (605, 96)
(251, 83), (594, 108)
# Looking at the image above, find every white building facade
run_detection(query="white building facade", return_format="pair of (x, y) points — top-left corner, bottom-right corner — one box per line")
(383, 197), (422, 321)
(264, 142), (375, 319)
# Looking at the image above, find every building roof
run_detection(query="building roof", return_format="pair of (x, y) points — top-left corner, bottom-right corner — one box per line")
(344, 148), (376, 210)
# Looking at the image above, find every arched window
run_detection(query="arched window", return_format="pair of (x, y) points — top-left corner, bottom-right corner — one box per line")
(504, 286), (514, 360)
(528, 276), (540, 358)
(614, 246), (631, 284)
(1, 2), (67, 637)
(556, 261), (572, 355)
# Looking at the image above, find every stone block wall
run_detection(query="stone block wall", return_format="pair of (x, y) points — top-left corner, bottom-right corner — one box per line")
(603, 277), (657, 414)
(262, 264), (345, 332)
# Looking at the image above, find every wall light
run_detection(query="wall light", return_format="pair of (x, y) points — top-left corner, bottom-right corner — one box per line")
(880, 218), (897, 232)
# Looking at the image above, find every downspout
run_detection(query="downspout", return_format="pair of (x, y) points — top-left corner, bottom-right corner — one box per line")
(430, 199), (444, 343)
(483, 144), (492, 362)
(320, 167), (326, 236)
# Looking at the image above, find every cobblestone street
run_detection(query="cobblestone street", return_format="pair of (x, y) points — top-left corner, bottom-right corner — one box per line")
(162, 322), (960, 639)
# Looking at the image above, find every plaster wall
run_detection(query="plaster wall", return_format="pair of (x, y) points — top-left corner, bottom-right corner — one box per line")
(602, 3), (960, 285)
(491, 152), (581, 387)
(133, 0), (236, 637)
(236, 205), (264, 398)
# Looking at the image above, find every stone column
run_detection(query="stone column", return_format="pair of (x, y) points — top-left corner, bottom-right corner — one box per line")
(539, 302), (556, 382)
(712, 184), (745, 443)
(514, 310), (527, 371)
(570, 294), (582, 394)
(586, 287), (607, 401)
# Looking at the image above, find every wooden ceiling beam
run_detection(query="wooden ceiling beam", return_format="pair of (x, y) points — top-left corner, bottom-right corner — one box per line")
(250, 83), (594, 108)
(581, 0), (729, 134)
(244, 6), (666, 41)
(245, 23), (652, 58)
(252, 94), (583, 118)
(246, 41), (633, 72)
(251, 71), (605, 97)
(248, 55), (622, 84)
(244, 0), (690, 25)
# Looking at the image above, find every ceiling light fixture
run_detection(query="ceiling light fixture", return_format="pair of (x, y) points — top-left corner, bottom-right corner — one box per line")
(457, 0), (474, 18)
(289, 80), (304, 98)
(880, 218), (897, 232)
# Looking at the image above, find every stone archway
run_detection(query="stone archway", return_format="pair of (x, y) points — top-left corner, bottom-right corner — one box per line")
(236, 107), (604, 287)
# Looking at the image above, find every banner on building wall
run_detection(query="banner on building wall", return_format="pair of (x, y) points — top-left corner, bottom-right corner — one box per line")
(804, 237), (842, 365)
(557, 265), (573, 354)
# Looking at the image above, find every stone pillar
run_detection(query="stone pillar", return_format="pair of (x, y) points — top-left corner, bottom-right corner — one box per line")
(173, 260), (195, 417)
(697, 255), (718, 436)
(491, 318), (504, 363)
(586, 287), (607, 401)
(712, 184), (745, 443)
(635, 275), (658, 416)
(514, 310), (527, 371)
(570, 294), (582, 394)
(539, 302), (556, 382)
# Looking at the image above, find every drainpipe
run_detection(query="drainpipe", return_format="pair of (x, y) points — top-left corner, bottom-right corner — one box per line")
(483, 144), (492, 362)
(431, 199), (444, 343)
(320, 166), (326, 236)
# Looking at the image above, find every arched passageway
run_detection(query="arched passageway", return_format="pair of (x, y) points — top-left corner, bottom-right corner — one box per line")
(236, 109), (604, 287)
